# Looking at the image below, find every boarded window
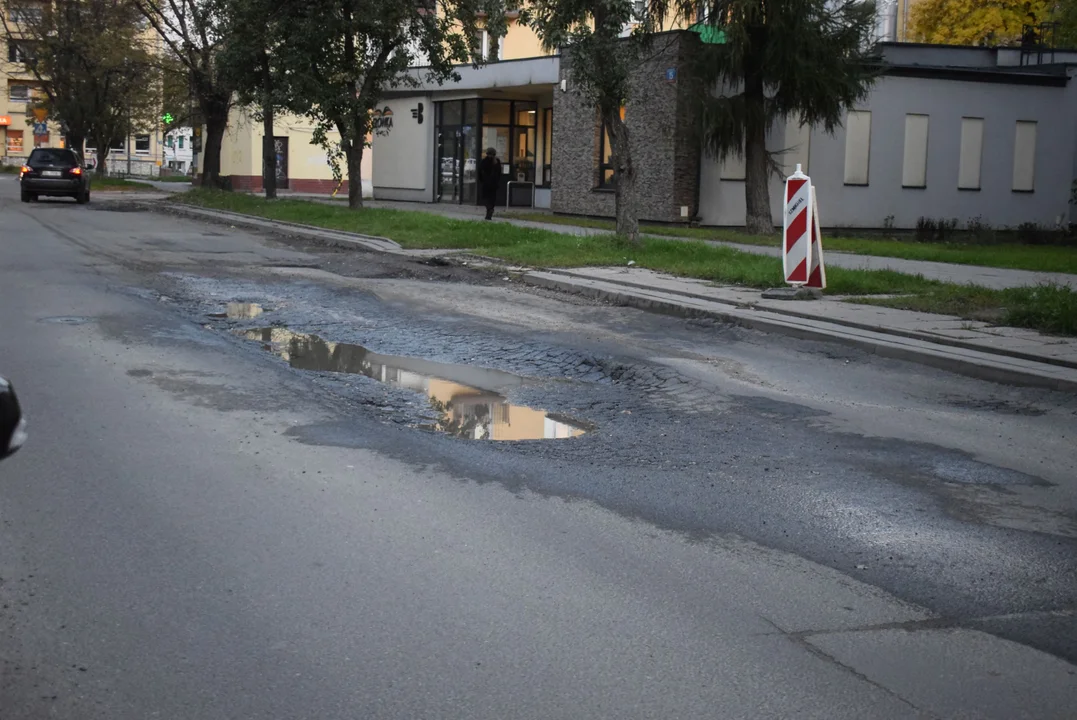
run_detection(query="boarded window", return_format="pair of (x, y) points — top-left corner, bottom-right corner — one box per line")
(902, 114), (929, 188)
(843, 110), (871, 185)
(958, 117), (984, 190)
(1012, 121), (1036, 192)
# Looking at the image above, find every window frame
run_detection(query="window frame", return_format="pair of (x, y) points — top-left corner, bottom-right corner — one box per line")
(8, 84), (30, 103)
(957, 117), (984, 191)
(901, 113), (929, 189)
(134, 134), (151, 154)
(1012, 120), (1037, 193)
(842, 109), (872, 186)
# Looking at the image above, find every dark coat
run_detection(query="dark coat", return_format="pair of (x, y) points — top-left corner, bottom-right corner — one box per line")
(478, 156), (502, 192)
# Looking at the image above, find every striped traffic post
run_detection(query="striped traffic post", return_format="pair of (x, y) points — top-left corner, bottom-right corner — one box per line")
(782, 164), (826, 290)
(806, 187), (826, 289)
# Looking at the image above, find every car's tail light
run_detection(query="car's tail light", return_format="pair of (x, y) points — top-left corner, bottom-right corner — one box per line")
(19, 165), (31, 175)
(70, 167), (82, 176)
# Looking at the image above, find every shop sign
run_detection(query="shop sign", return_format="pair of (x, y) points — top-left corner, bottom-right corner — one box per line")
(372, 106), (394, 130)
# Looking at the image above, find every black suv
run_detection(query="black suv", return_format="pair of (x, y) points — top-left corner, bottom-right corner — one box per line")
(20, 148), (91, 204)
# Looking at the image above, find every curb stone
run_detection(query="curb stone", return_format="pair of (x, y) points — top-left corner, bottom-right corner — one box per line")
(538, 268), (1077, 372)
(523, 271), (1077, 394)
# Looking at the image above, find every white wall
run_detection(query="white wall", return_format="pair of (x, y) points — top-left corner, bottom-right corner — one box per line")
(699, 72), (1077, 229)
(372, 95), (434, 202)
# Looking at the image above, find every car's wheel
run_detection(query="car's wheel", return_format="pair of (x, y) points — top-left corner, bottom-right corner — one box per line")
(20, 191), (30, 203)
(76, 190), (90, 205)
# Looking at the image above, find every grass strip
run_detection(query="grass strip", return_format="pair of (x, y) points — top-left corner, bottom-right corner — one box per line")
(506, 212), (1077, 275)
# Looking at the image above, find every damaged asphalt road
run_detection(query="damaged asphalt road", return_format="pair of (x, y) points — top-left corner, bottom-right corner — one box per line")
(2, 186), (1076, 719)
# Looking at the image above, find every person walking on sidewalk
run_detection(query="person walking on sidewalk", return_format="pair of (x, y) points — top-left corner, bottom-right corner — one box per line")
(478, 148), (502, 221)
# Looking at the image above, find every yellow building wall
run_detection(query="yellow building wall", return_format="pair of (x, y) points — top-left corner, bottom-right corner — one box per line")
(500, 19), (551, 60)
(215, 105), (374, 192)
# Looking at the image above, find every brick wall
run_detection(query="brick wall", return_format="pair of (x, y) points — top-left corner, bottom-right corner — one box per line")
(551, 32), (700, 223)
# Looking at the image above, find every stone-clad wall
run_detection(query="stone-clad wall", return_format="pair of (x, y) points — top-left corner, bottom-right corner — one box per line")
(551, 32), (699, 223)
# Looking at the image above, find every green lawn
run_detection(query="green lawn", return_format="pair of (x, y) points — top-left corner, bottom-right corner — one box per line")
(94, 176), (154, 190)
(506, 212), (1077, 275)
(155, 175), (194, 183)
(0, 164), (20, 174)
(177, 189), (1077, 336)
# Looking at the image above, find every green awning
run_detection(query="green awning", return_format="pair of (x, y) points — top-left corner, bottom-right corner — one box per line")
(688, 23), (727, 45)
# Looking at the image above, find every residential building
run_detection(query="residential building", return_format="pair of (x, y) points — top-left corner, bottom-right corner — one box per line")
(2, 3), (53, 162)
(163, 126), (193, 174)
(1, 4), (165, 175)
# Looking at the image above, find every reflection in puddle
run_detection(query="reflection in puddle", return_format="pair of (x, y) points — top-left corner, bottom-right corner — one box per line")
(210, 303), (265, 320)
(242, 328), (589, 441)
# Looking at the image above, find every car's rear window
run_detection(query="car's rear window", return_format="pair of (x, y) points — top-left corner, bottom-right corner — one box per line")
(29, 149), (78, 167)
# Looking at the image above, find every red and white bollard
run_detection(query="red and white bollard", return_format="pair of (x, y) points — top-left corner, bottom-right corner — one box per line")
(782, 164), (826, 290)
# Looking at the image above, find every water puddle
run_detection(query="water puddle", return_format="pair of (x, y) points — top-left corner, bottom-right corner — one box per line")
(241, 327), (590, 441)
(209, 302), (265, 320)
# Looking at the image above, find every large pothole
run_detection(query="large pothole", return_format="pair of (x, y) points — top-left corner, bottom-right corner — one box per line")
(240, 327), (593, 441)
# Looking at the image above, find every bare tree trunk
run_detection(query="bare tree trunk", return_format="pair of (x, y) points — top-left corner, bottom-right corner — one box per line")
(605, 108), (639, 245)
(344, 139), (364, 210)
(92, 138), (109, 177)
(66, 133), (86, 159)
(743, 28), (773, 236)
(260, 51), (277, 200)
(743, 110), (771, 235)
(201, 102), (230, 189)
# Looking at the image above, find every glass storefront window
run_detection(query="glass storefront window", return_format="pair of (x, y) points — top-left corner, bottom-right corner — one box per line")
(464, 99), (479, 125)
(482, 100), (511, 125)
(441, 101), (462, 126)
(515, 106), (537, 127)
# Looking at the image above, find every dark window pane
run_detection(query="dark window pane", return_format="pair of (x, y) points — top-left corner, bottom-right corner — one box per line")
(440, 101), (462, 126)
(464, 99), (479, 125)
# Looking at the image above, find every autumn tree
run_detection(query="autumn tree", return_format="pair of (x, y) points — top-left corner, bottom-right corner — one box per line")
(1, 0), (158, 175)
(525, 0), (649, 244)
(134, 0), (234, 187)
(272, 0), (506, 209)
(665, 0), (878, 234)
(909, 0), (1053, 45)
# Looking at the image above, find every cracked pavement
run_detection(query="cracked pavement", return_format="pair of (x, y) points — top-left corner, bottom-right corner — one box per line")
(1, 182), (1076, 719)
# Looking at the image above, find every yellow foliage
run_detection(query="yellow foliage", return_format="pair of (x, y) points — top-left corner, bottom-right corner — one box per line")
(909, 0), (1053, 46)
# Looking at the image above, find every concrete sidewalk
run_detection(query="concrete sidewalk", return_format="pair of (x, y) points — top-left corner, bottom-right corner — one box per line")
(284, 192), (1077, 292)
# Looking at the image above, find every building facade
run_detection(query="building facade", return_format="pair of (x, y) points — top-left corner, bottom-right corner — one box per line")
(163, 127), (194, 174)
(213, 106), (373, 196)
(369, 34), (1077, 230)
(2, 8), (167, 176)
